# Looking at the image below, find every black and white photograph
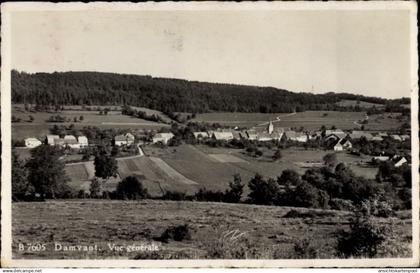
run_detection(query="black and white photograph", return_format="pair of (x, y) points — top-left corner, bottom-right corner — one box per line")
(1, 1), (418, 268)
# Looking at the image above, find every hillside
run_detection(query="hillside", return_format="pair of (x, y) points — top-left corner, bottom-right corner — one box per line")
(11, 70), (405, 114)
(12, 200), (411, 259)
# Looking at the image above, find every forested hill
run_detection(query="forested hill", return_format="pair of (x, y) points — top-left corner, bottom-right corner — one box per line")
(11, 70), (408, 114)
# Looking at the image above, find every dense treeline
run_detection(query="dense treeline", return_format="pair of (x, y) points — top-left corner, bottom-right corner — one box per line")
(11, 70), (407, 113)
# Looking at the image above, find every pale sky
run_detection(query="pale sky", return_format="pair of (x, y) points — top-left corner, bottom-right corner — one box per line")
(11, 9), (412, 98)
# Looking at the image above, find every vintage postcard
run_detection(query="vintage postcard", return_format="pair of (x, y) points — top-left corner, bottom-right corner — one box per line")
(1, 1), (419, 268)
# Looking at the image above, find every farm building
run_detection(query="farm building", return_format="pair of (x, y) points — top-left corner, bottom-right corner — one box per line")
(372, 156), (390, 162)
(378, 132), (388, 138)
(125, 133), (135, 145)
(231, 131), (241, 140)
(152, 132), (174, 144)
(390, 135), (402, 141)
(325, 129), (347, 139)
(46, 135), (59, 145)
(78, 136), (89, 148)
(114, 133), (136, 146)
(371, 136), (383, 142)
(246, 130), (258, 140)
(64, 135), (80, 149)
(348, 131), (373, 141)
(285, 131), (308, 142)
(25, 138), (42, 148)
(392, 156), (408, 167)
(212, 131), (234, 141)
(239, 131), (248, 140)
(400, 135), (410, 141)
(333, 138), (352, 151)
(193, 132), (209, 139)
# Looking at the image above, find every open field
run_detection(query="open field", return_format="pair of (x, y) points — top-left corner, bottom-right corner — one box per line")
(12, 200), (412, 259)
(12, 106), (169, 140)
(65, 156), (199, 196)
(142, 145), (379, 194)
(192, 112), (293, 127)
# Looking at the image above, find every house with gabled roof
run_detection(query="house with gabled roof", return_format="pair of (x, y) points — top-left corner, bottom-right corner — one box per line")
(212, 131), (234, 141)
(25, 138), (42, 148)
(46, 135), (59, 145)
(153, 132), (175, 145)
(333, 138), (352, 151)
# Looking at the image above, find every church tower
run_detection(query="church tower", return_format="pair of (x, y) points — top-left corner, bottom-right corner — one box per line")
(268, 121), (274, 134)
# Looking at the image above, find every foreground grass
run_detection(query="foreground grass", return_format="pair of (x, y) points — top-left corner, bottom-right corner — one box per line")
(12, 200), (412, 259)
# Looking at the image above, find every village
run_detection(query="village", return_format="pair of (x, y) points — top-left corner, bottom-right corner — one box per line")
(21, 119), (410, 169)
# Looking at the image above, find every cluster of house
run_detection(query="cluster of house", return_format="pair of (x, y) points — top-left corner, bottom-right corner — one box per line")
(187, 122), (410, 151)
(24, 135), (89, 149)
(372, 154), (408, 167)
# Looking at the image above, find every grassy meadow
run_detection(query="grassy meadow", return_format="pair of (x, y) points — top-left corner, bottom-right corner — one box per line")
(12, 200), (412, 259)
(12, 105), (169, 140)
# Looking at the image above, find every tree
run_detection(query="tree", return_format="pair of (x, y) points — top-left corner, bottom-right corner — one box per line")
(28, 115), (34, 122)
(94, 151), (118, 181)
(79, 115), (84, 121)
(26, 145), (69, 199)
(12, 151), (33, 201)
(89, 178), (102, 198)
(223, 173), (244, 203)
(248, 174), (279, 205)
(272, 149), (282, 161)
(116, 176), (148, 200)
(337, 215), (390, 258)
(323, 153), (338, 168)
(278, 169), (301, 186)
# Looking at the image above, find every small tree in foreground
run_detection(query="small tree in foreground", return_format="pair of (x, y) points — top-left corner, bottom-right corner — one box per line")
(116, 176), (148, 200)
(336, 213), (390, 258)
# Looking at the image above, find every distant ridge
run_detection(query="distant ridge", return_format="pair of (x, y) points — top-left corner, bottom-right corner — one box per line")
(11, 70), (409, 114)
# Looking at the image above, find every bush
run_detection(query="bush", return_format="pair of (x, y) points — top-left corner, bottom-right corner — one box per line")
(155, 224), (191, 243)
(116, 176), (148, 200)
(336, 215), (390, 258)
(162, 190), (187, 201)
(247, 174), (279, 205)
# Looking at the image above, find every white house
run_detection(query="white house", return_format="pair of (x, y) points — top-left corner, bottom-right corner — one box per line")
(64, 135), (80, 149)
(400, 135), (410, 141)
(334, 138), (352, 151)
(125, 133), (135, 146)
(153, 132), (175, 144)
(371, 136), (383, 142)
(78, 136), (89, 148)
(325, 129), (347, 139)
(348, 131), (373, 141)
(46, 135), (59, 145)
(25, 138), (42, 148)
(372, 156), (390, 162)
(212, 131), (234, 141)
(193, 132), (209, 139)
(285, 131), (308, 142)
(246, 130), (258, 140)
(390, 135), (402, 142)
(393, 156), (408, 167)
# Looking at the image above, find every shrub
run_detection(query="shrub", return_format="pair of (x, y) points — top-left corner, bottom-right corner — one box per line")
(116, 176), (148, 200)
(162, 190), (187, 201)
(336, 215), (390, 258)
(155, 224), (191, 243)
